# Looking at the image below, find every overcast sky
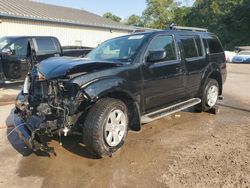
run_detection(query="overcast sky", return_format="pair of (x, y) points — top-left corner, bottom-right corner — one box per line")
(36, 0), (195, 19)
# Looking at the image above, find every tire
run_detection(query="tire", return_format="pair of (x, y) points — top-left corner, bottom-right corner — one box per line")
(6, 63), (21, 79)
(83, 98), (128, 158)
(195, 78), (219, 112)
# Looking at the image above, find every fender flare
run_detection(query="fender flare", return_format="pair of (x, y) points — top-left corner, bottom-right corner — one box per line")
(81, 77), (142, 131)
(198, 63), (222, 97)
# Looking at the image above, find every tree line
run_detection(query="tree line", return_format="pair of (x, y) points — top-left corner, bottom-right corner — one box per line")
(103, 0), (250, 50)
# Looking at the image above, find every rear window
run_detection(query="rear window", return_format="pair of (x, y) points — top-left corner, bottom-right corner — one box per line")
(207, 36), (224, 54)
(180, 35), (204, 58)
(35, 38), (59, 55)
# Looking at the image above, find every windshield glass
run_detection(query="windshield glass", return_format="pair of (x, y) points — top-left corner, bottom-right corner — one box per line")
(86, 34), (148, 62)
(0, 37), (11, 50)
(238, 51), (250, 55)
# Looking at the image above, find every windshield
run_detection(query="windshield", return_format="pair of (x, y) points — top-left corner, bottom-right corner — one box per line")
(238, 51), (250, 55)
(86, 34), (148, 62)
(0, 37), (11, 50)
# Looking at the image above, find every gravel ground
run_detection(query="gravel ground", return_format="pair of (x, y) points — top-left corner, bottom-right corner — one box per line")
(0, 63), (249, 188)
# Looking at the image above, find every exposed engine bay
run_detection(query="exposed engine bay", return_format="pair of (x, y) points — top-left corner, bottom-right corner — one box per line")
(15, 74), (88, 154)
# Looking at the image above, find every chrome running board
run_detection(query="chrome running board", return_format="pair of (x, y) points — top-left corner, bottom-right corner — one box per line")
(141, 98), (201, 123)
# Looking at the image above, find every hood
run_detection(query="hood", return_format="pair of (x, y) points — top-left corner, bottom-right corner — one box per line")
(38, 56), (123, 79)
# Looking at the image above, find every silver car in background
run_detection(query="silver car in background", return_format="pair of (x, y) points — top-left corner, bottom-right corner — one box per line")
(232, 51), (250, 63)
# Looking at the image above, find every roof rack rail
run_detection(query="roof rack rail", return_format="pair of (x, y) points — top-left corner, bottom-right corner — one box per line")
(169, 24), (208, 32)
(132, 26), (161, 33)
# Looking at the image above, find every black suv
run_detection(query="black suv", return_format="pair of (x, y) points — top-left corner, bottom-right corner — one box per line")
(14, 27), (226, 158)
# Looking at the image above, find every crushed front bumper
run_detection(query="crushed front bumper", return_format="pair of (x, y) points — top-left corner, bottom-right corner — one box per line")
(14, 113), (33, 149)
(14, 111), (50, 152)
(14, 91), (59, 155)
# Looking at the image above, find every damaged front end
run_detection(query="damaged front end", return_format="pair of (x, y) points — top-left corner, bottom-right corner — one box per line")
(14, 70), (89, 154)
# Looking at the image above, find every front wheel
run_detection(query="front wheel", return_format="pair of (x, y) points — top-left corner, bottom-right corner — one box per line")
(195, 78), (219, 112)
(83, 98), (128, 158)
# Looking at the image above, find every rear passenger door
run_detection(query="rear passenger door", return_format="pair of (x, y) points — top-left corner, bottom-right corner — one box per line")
(179, 35), (207, 98)
(143, 34), (186, 112)
(33, 37), (61, 62)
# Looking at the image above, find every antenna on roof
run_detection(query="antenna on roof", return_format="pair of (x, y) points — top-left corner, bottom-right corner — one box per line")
(168, 23), (208, 32)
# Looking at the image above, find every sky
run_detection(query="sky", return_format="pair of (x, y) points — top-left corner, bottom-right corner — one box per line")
(36, 0), (194, 19)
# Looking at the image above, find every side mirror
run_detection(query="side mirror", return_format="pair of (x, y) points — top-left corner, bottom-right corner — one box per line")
(147, 50), (167, 63)
(2, 47), (15, 55)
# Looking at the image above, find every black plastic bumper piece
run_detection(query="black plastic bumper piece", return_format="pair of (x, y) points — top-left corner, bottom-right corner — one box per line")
(14, 112), (56, 154)
(14, 114), (33, 149)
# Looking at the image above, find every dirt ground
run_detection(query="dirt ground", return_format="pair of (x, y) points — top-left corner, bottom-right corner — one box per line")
(0, 63), (250, 188)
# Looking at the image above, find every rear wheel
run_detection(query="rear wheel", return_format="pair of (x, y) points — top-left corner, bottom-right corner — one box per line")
(83, 98), (128, 158)
(195, 78), (219, 112)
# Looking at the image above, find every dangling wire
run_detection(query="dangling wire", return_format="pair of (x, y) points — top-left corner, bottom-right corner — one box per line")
(0, 123), (25, 146)
(7, 123), (25, 138)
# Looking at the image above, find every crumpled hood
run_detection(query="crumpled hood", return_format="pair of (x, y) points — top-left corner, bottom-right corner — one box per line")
(38, 56), (123, 79)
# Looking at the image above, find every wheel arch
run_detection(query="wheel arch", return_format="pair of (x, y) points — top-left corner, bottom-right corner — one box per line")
(99, 91), (141, 132)
(208, 71), (222, 95)
(82, 78), (142, 132)
(199, 64), (223, 97)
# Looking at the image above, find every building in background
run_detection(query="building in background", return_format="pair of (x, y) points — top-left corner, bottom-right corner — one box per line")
(0, 0), (134, 47)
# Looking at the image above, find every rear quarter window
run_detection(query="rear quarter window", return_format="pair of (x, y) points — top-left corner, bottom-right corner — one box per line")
(206, 36), (224, 54)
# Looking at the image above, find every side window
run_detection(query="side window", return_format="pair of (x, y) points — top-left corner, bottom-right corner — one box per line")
(207, 36), (224, 54)
(147, 35), (177, 61)
(194, 36), (203, 56)
(35, 38), (59, 55)
(9, 38), (28, 56)
(181, 35), (204, 58)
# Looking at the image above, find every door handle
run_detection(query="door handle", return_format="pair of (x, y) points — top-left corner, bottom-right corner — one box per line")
(176, 67), (185, 73)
